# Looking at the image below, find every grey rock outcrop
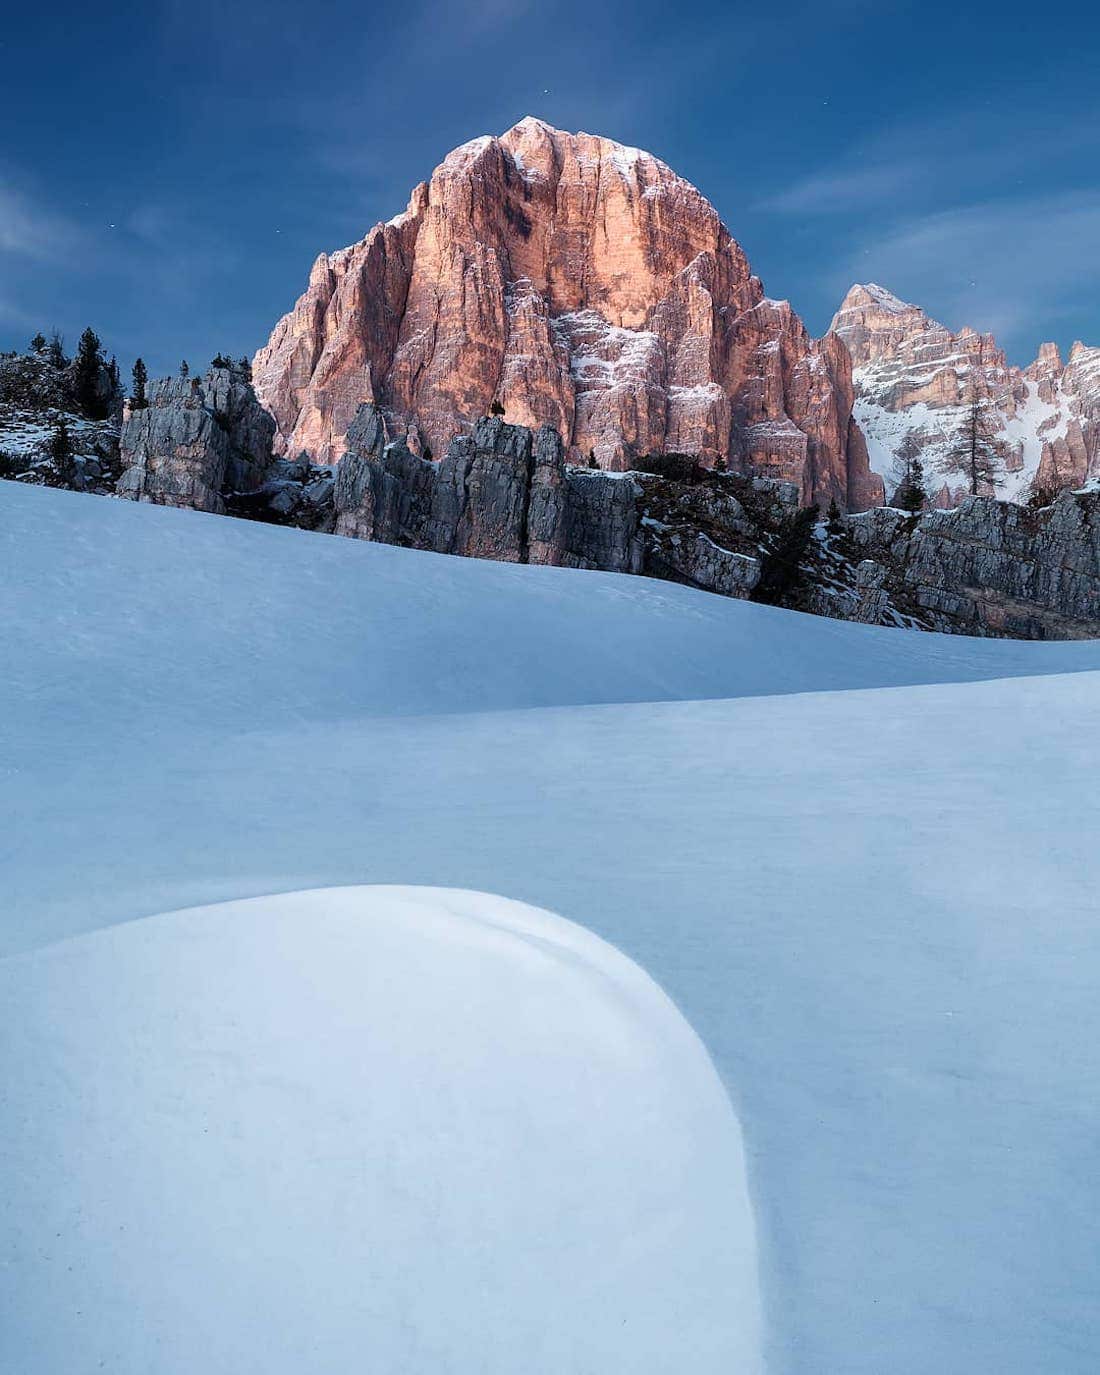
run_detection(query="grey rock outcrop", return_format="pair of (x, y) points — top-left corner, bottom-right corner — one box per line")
(234, 456), (337, 532)
(562, 472), (642, 573)
(528, 426), (571, 566)
(118, 365), (275, 514)
(851, 560), (891, 624)
(335, 406), (435, 544)
(335, 410), (579, 565)
(844, 492), (1100, 637)
(331, 408), (788, 592)
(658, 531), (761, 597)
(329, 409), (1100, 637)
(430, 418), (540, 561)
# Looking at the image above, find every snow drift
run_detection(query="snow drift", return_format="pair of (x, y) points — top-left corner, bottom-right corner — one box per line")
(0, 885), (762, 1374)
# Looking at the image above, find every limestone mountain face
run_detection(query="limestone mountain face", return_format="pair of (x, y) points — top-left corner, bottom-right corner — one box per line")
(255, 119), (882, 512)
(831, 283), (1100, 504)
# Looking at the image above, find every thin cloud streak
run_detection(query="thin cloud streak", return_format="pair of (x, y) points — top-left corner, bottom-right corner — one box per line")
(0, 182), (81, 260)
(757, 163), (922, 215)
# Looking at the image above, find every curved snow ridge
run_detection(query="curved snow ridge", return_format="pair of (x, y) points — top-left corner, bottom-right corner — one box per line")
(0, 884), (763, 1375)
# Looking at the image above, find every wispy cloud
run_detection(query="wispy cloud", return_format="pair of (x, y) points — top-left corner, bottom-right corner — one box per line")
(759, 102), (1100, 223)
(0, 181), (81, 260)
(753, 98), (1100, 358)
(757, 162), (922, 215)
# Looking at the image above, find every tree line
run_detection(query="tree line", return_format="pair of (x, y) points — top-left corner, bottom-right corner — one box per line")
(23, 330), (254, 418)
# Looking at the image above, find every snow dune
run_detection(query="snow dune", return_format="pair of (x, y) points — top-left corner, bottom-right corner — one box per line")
(4, 480), (1100, 1373)
(1, 886), (762, 1374)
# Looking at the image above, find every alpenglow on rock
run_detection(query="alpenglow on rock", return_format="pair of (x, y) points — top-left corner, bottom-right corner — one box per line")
(831, 283), (1100, 505)
(117, 365), (275, 514)
(255, 119), (882, 512)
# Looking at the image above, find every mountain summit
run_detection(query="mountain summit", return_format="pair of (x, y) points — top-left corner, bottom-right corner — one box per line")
(254, 119), (882, 511)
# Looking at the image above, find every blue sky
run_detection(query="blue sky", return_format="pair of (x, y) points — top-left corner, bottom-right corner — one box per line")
(3, 0), (1099, 376)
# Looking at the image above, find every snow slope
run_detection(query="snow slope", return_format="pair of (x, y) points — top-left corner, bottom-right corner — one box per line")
(3, 481), (1100, 761)
(1, 886), (762, 1374)
(5, 481), (1100, 1372)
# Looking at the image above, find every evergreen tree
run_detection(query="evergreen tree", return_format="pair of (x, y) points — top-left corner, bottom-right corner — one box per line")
(489, 399), (505, 416)
(826, 496), (843, 532)
(891, 451), (929, 517)
(1027, 482), (1057, 511)
(422, 443), (434, 462)
(751, 504), (820, 605)
(49, 418), (75, 484)
(73, 327), (107, 419)
(30, 332), (47, 354)
(47, 330), (67, 370)
(238, 356), (252, 380)
(211, 352), (232, 369)
(889, 432), (920, 505)
(130, 358), (149, 410)
(180, 360), (189, 377)
(588, 449), (599, 469)
(942, 394), (1003, 496)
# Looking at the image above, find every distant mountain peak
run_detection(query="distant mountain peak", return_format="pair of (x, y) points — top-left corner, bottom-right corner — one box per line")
(831, 284), (1100, 503)
(840, 282), (917, 316)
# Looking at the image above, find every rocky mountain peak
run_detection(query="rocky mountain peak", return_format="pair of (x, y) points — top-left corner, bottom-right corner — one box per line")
(253, 121), (881, 511)
(1027, 341), (1064, 379)
(832, 284), (962, 371)
(837, 282), (915, 317)
(833, 283), (1100, 504)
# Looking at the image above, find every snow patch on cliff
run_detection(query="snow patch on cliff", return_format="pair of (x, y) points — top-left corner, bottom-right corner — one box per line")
(554, 310), (662, 391)
(855, 376), (1076, 503)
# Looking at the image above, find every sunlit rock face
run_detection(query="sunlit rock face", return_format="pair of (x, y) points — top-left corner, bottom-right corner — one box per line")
(832, 283), (1100, 505)
(255, 119), (880, 512)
